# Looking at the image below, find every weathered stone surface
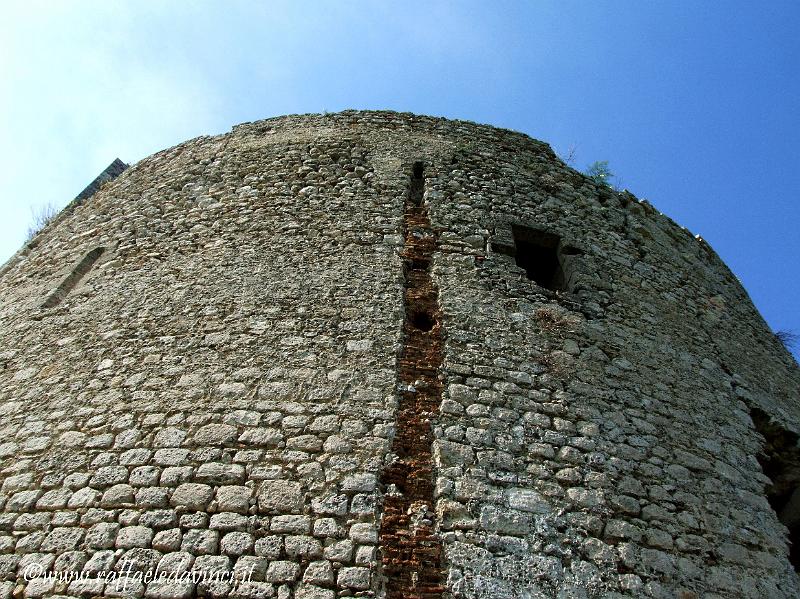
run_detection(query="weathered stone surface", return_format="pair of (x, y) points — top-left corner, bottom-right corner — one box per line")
(215, 486), (252, 514)
(117, 547), (161, 574)
(337, 566), (371, 590)
(84, 550), (115, 574)
(348, 523), (378, 544)
(303, 560), (334, 585)
(193, 424), (238, 446)
(195, 462), (245, 485)
(265, 560), (300, 583)
(170, 483), (213, 510)
(86, 522), (120, 549)
(152, 529), (183, 553)
(181, 529), (219, 555)
(271, 515), (311, 534)
(258, 481), (303, 514)
(0, 111), (798, 598)
(144, 579), (195, 599)
(295, 584), (335, 599)
(207, 513), (246, 533)
(116, 526), (155, 549)
(284, 535), (322, 558)
(40, 527), (84, 552)
(252, 536), (282, 560)
(233, 555), (268, 581)
(101, 484), (136, 507)
(220, 532), (254, 556)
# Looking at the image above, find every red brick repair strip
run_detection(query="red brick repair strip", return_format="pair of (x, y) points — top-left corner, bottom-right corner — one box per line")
(379, 162), (445, 598)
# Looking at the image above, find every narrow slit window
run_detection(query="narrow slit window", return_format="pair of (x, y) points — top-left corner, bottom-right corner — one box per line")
(750, 407), (800, 571)
(410, 161), (424, 207)
(43, 247), (105, 308)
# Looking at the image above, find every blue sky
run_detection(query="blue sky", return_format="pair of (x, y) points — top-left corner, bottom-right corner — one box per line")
(1, 1), (798, 357)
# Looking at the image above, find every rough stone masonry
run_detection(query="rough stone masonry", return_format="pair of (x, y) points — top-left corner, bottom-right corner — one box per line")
(0, 110), (798, 599)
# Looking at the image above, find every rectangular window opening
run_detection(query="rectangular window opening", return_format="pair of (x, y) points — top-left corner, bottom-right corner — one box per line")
(750, 406), (800, 571)
(511, 226), (567, 291)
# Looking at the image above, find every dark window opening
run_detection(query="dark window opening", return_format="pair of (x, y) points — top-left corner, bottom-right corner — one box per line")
(403, 258), (431, 277)
(751, 407), (800, 571)
(42, 247), (105, 309)
(408, 309), (436, 332)
(409, 162), (424, 207)
(511, 226), (569, 291)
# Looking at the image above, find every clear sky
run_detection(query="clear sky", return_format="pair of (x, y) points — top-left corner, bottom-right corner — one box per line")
(1, 1), (798, 357)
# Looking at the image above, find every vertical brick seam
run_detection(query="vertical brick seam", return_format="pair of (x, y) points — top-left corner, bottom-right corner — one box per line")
(379, 163), (445, 599)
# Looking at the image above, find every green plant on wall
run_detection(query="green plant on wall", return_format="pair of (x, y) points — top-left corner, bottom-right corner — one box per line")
(585, 160), (614, 188)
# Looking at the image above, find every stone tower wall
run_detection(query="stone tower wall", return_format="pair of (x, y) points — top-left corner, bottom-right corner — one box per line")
(0, 111), (798, 598)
